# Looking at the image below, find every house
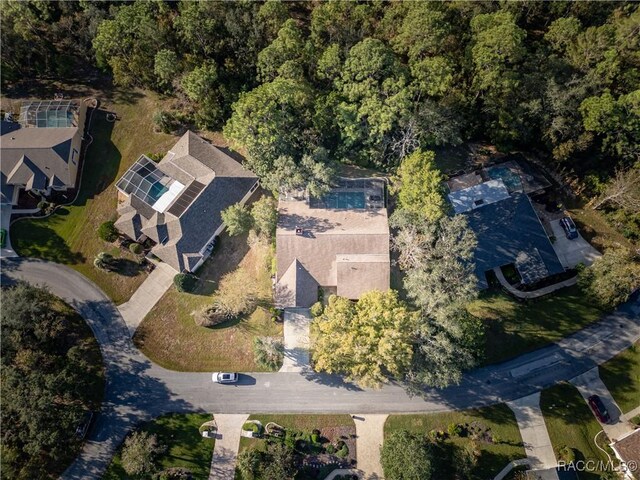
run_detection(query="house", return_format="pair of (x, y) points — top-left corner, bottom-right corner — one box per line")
(114, 131), (258, 272)
(448, 176), (564, 289)
(1, 100), (87, 205)
(275, 178), (390, 308)
(611, 429), (640, 479)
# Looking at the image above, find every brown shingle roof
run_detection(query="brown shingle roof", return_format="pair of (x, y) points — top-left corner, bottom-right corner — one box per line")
(276, 196), (390, 305)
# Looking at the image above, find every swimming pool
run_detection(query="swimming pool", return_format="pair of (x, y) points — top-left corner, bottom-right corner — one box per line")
(311, 191), (366, 209)
(486, 166), (523, 192)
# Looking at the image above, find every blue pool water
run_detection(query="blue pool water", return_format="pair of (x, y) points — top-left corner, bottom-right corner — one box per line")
(148, 182), (168, 202)
(486, 166), (523, 192)
(312, 191), (366, 209)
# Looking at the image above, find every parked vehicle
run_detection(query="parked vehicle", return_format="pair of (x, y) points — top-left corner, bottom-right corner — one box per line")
(588, 395), (611, 423)
(212, 372), (239, 384)
(560, 217), (578, 240)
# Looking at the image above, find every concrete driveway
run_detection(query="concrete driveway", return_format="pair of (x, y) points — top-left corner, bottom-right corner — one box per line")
(550, 219), (601, 269)
(0, 204), (17, 258)
(570, 367), (635, 442)
(117, 261), (176, 335)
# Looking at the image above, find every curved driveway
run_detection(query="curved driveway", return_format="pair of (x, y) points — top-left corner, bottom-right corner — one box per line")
(2, 257), (639, 480)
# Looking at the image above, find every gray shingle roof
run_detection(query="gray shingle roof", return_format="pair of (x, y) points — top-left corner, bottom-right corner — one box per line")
(114, 131), (257, 272)
(0, 101), (85, 201)
(462, 192), (564, 288)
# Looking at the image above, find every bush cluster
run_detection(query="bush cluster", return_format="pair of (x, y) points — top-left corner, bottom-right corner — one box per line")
(98, 221), (118, 242)
(173, 273), (197, 293)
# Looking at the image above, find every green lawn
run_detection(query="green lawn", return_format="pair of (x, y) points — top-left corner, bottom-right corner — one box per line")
(540, 383), (611, 480)
(599, 342), (640, 414)
(385, 405), (525, 480)
(468, 285), (604, 365)
(11, 90), (176, 304)
(103, 413), (214, 480)
(134, 231), (282, 371)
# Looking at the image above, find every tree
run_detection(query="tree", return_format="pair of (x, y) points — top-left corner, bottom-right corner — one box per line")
(174, 273), (197, 293)
(222, 204), (253, 236)
(154, 49), (179, 88)
(257, 19), (307, 82)
(592, 164), (640, 212)
(251, 197), (278, 239)
(93, 1), (170, 87)
(261, 444), (297, 480)
(224, 77), (316, 179)
(578, 249), (640, 309)
(1, 283), (104, 478)
(390, 211), (477, 318)
(121, 431), (164, 476)
(181, 62), (224, 128)
(94, 252), (115, 271)
(236, 449), (263, 480)
(381, 430), (434, 480)
(393, 150), (448, 222)
(98, 220), (118, 242)
(253, 337), (284, 371)
(580, 90), (640, 161)
(336, 38), (412, 166)
(312, 291), (418, 388)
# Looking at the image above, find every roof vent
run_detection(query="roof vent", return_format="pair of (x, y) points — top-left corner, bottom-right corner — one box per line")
(295, 226), (304, 236)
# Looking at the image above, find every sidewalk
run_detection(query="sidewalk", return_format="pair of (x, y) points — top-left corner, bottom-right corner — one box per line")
(507, 392), (557, 471)
(0, 204), (17, 259)
(570, 367), (635, 442)
(117, 262), (176, 335)
(352, 414), (387, 480)
(280, 308), (311, 372)
(209, 414), (249, 480)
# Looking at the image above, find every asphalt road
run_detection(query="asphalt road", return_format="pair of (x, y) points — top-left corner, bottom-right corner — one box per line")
(2, 257), (639, 480)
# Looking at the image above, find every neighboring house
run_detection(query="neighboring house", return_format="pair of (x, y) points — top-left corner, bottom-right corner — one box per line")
(448, 176), (564, 289)
(1, 100), (87, 205)
(611, 429), (640, 480)
(114, 131), (258, 272)
(275, 178), (390, 308)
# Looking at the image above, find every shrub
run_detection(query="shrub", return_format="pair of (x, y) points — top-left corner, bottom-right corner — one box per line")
(94, 252), (115, 271)
(448, 423), (462, 437)
(37, 200), (49, 210)
(129, 243), (143, 254)
(98, 221), (118, 242)
(121, 431), (164, 476)
(311, 433), (320, 444)
(253, 336), (284, 370)
(326, 444), (335, 455)
(335, 444), (349, 458)
(173, 273), (197, 293)
(221, 203), (253, 236)
(557, 446), (576, 463)
(310, 301), (323, 318)
(242, 422), (261, 434)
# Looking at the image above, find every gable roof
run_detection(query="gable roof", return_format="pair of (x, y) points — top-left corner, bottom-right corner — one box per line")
(275, 259), (319, 308)
(462, 192), (564, 288)
(114, 131), (257, 272)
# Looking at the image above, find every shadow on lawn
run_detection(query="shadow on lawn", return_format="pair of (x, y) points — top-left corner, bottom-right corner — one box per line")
(540, 383), (594, 425)
(75, 111), (121, 205)
(599, 347), (638, 407)
(11, 221), (85, 264)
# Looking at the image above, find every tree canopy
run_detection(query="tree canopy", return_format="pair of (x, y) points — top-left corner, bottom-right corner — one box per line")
(312, 291), (418, 388)
(1, 283), (104, 480)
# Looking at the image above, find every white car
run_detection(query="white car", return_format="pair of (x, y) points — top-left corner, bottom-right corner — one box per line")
(212, 372), (239, 384)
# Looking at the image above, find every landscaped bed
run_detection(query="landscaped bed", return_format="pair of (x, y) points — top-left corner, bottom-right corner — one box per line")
(11, 89), (176, 304)
(239, 414), (356, 480)
(599, 342), (640, 414)
(385, 405), (525, 480)
(134, 231), (282, 372)
(103, 412), (214, 480)
(468, 285), (604, 365)
(540, 383), (611, 480)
